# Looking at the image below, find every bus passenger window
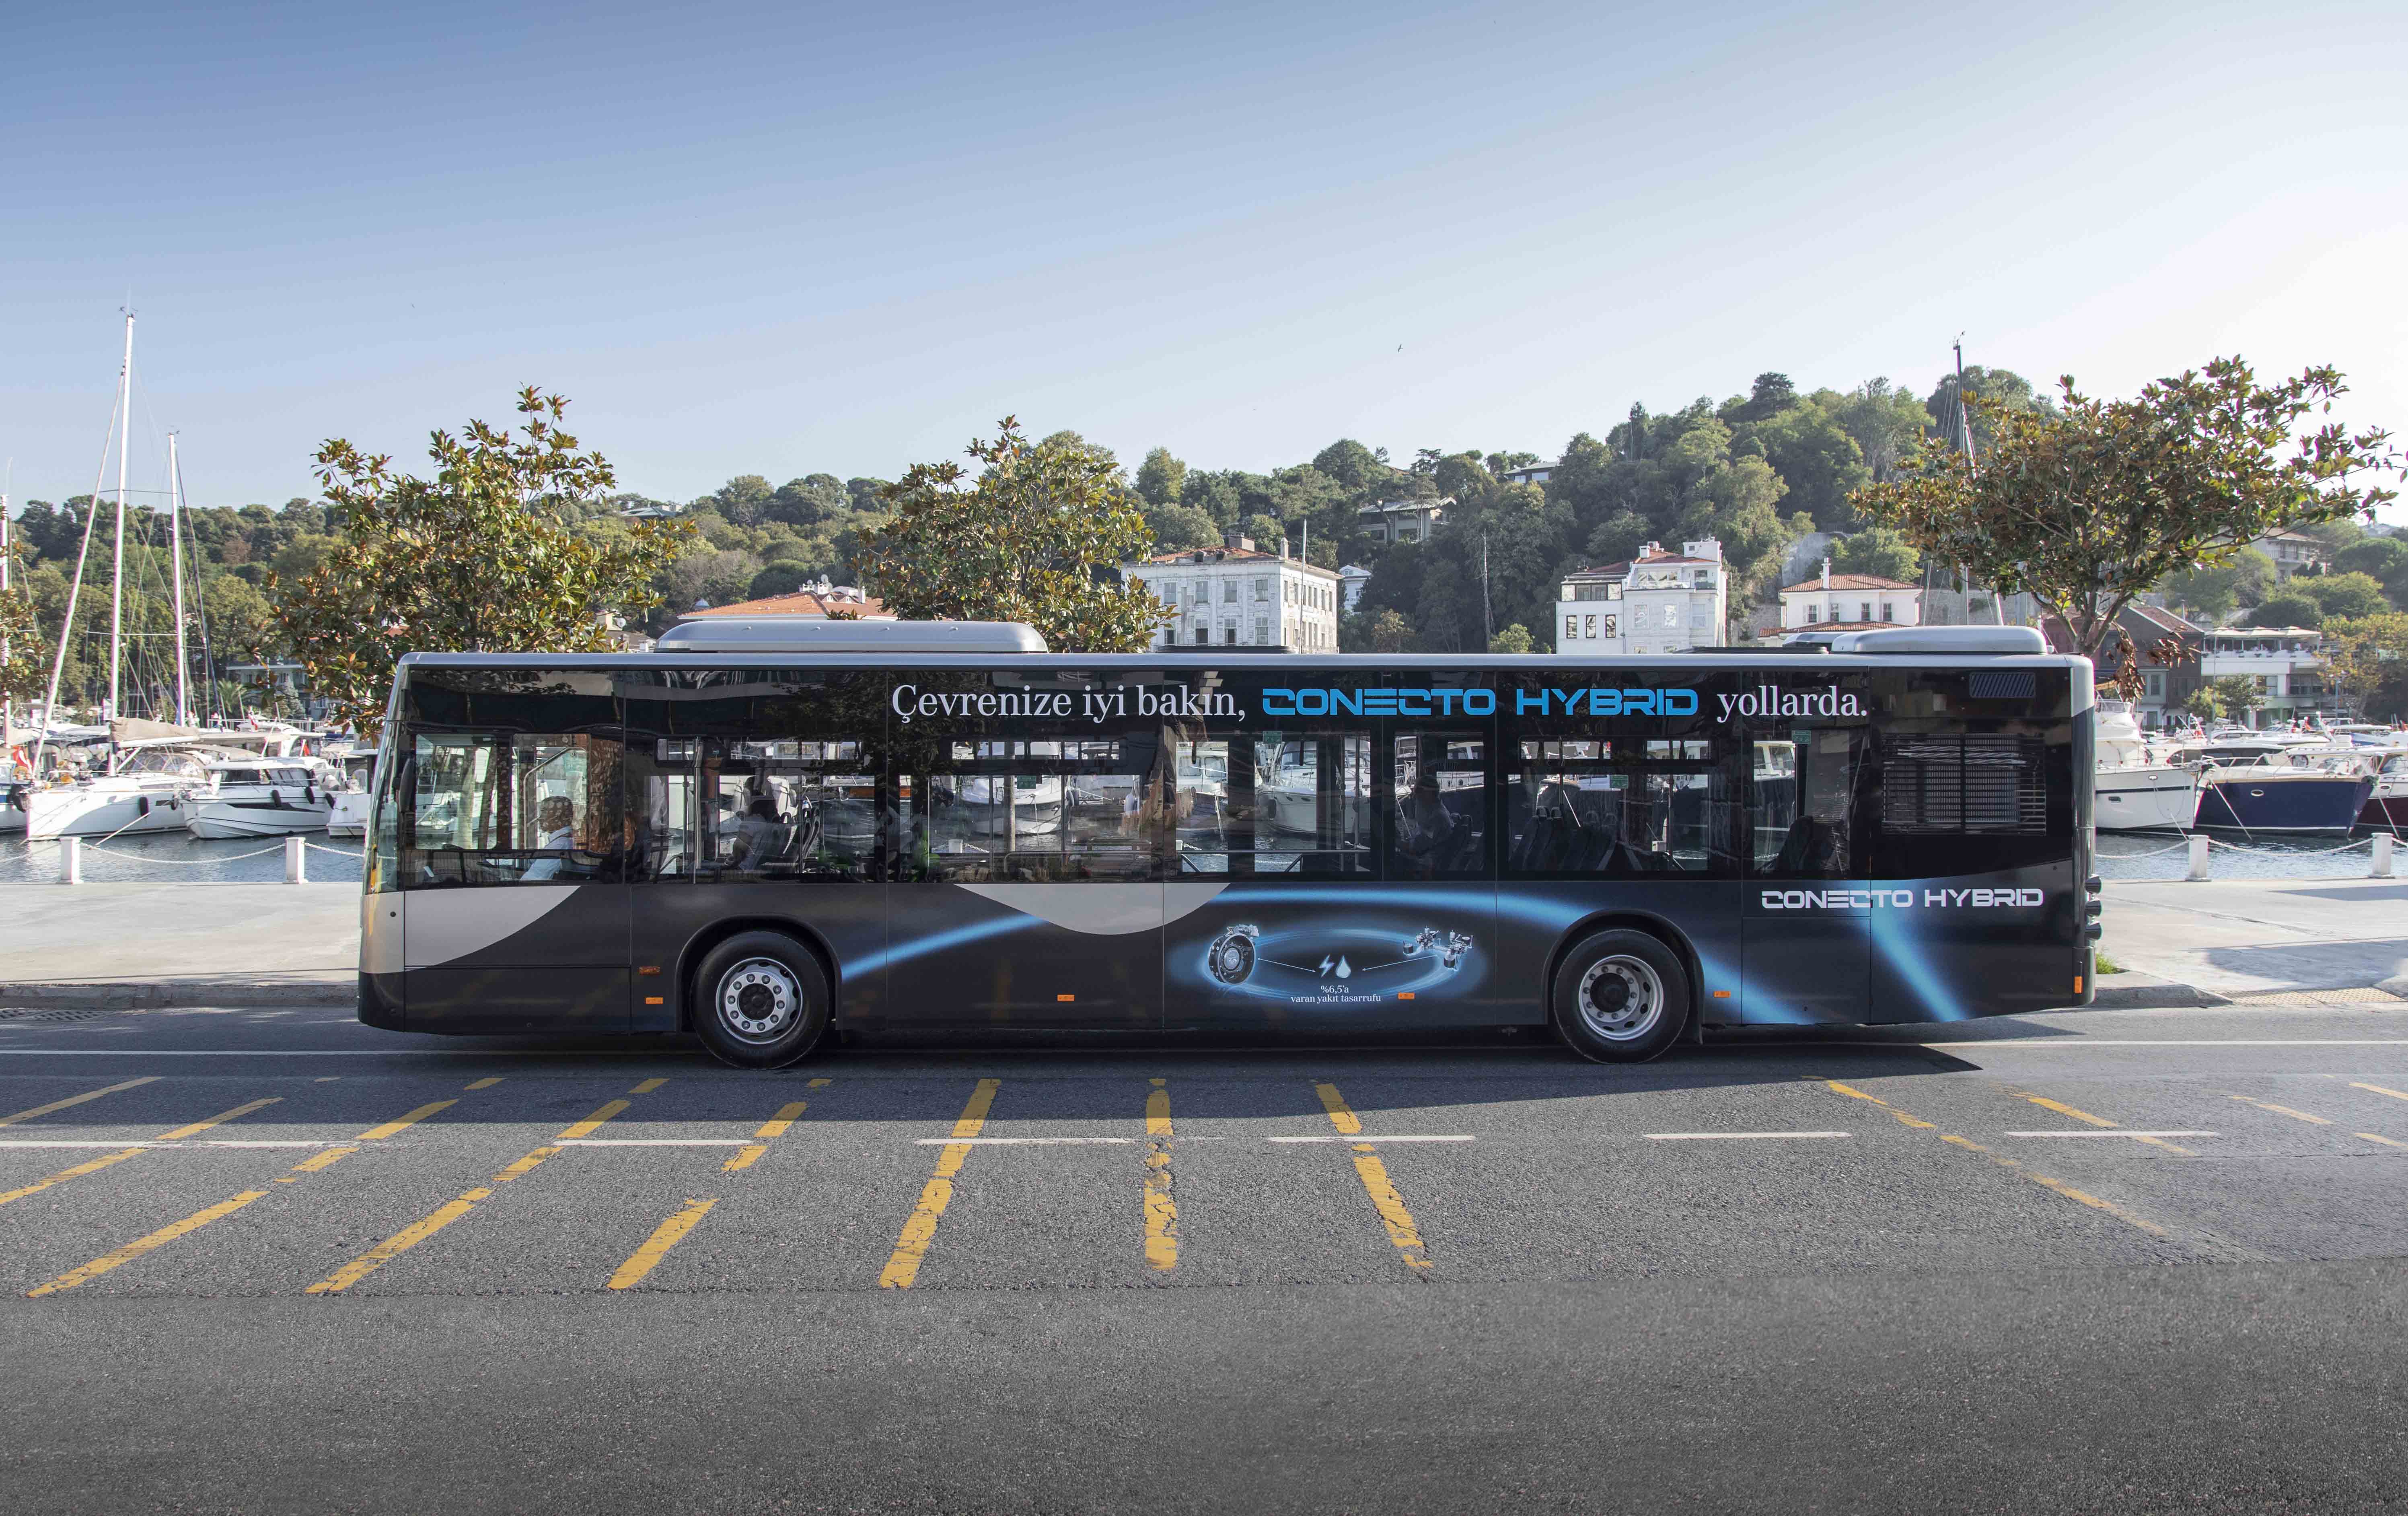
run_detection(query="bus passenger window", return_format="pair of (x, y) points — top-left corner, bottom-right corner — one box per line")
(902, 736), (1163, 884)
(671, 737), (873, 882)
(408, 731), (621, 887)
(1388, 733), (1487, 879)
(1750, 730), (1863, 877)
(1253, 733), (1373, 875)
(1172, 738), (1233, 873)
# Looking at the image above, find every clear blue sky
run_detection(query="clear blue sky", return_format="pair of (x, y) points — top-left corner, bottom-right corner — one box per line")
(4, 0), (2402, 520)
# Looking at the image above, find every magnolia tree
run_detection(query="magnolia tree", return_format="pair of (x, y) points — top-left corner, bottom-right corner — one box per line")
(858, 418), (1166, 652)
(272, 388), (688, 734)
(1852, 358), (2399, 655)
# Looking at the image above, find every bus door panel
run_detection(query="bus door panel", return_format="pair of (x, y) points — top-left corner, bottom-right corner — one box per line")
(397, 676), (631, 1034)
(887, 712), (1168, 1028)
(1742, 729), (1871, 1023)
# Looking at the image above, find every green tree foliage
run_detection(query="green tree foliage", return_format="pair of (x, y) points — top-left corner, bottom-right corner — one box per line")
(1855, 358), (2400, 655)
(2160, 547), (2275, 622)
(1829, 527), (1920, 582)
(0, 533), (42, 706)
(2332, 537), (2408, 606)
(1310, 439), (1386, 491)
(1365, 608), (1416, 652)
(707, 474), (776, 527)
(769, 474), (849, 526)
(858, 418), (1165, 653)
(1135, 448), (1187, 508)
(1145, 503), (1221, 552)
(2301, 571), (2389, 620)
(1925, 365), (2052, 455)
(1488, 623), (1534, 654)
(2187, 674), (2267, 720)
(273, 388), (689, 734)
(2245, 591), (2323, 628)
(2322, 612), (2408, 719)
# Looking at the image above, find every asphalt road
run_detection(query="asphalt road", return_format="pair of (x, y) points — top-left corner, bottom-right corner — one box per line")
(4, 1004), (2407, 1513)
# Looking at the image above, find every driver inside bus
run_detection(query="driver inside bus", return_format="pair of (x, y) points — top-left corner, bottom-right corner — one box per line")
(522, 796), (579, 881)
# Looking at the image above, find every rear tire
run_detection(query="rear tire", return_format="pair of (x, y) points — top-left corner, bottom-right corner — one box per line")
(1551, 929), (1690, 1063)
(693, 932), (831, 1069)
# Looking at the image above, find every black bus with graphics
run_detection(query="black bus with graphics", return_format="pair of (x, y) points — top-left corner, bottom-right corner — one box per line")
(357, 618), (2100, 1067)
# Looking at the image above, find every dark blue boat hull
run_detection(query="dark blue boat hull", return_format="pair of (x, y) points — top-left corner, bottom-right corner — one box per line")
(2197, 775), (2374, 833)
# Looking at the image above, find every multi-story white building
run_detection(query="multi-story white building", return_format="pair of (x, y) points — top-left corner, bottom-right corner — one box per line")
(1777, 560), (1922, 639)
(2252, 529), (2328, 582)
(1554, 540), (1727, 656)
(1337, 564), (1372, 613)
(1357, 496), (1448, 545)
(1122, 535), (1343, 651)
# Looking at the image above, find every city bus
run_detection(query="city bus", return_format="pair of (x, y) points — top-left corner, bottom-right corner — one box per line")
(357, 618), (2100, 1066)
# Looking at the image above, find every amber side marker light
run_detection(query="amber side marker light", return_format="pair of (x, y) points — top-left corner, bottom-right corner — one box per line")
(1397, 991), (1415, 1000)
(2074, 975), (2084, 995)
(1711, 989), (1731, 998)
(1057, 993), (1075, 1002)
(644, 995), (664, 1005)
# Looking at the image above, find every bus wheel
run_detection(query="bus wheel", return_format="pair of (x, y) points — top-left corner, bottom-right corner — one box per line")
(694, 933), (831, 1069)
(1550, 930), (1689, 1063)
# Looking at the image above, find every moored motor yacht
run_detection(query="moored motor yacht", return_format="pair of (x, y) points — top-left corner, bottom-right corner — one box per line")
(24, 773), (196, 839)
(2167, 739), (2377, 834)
(2092, 700), (2200, 831)
(185, 758), (333, 839)
(2359, 748), (2408, 829)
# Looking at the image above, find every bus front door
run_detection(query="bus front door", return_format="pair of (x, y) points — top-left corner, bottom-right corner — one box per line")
(1742, 729), (1871, 1024)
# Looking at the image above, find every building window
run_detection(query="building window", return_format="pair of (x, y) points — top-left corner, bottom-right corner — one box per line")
(1222, 581), (1238, 604)
(1690, 602), (1708, 628)
(1583, 614), (1597, 637)
(1564, 615), (1578, 641)
(1662, 605), (1678, 629)
(1602, 614), (1617, 638)
(1859, 602), (1872, 622)
(1254, 577), (1269, 601)
(1880, 602), (1893, 622)
(1254, 616), (1269, 643)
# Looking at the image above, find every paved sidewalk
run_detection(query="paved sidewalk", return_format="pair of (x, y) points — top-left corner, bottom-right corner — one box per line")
(2101, 877), (2408, 1003)
(0, 882), (358, 1005)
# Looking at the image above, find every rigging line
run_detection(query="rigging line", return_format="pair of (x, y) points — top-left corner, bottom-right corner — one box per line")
(32, 375), (127, 776)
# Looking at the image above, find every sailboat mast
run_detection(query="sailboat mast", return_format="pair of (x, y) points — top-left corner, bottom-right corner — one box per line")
(167, 431), (190, 725)
(1, 490), (12, 760)
(107, 309), (134, 723)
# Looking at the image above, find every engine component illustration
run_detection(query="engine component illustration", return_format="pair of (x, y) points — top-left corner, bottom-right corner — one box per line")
(1207, 924), (1260, 985)
(1195, 920), (1478, 999)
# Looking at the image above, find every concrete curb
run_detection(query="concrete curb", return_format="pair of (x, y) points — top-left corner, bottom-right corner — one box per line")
(0, 980), (354, 1010)
(2089, 981), (2232, 1009)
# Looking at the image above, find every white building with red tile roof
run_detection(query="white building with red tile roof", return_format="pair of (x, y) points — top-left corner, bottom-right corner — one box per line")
(1776, 558), (1921, 638)
(1121, 533), (1342, 650)
(683, 585), (895, 619)
(1554, 539), (1727, 655)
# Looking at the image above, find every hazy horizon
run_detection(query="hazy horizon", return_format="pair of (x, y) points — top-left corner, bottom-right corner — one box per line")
(4, 0), (2402, 522)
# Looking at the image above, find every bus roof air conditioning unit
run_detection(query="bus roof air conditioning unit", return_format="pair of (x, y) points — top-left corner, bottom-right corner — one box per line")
(654, 618), (1051, 654)
(1827, 626), (2046, 656)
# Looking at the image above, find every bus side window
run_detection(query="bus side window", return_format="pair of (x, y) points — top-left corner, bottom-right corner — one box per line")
(1750, 730), (1862, 877)
(406, 730), (621, 888)
(1388, 733), (1488, 879)
(1253, 733), (1373, 875)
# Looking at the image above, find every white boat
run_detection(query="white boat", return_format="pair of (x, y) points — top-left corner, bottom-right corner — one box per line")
(2093, 700), (2200, 831)
(25, 774), (195, 839)
(185, 758), (333, 839)
(323, 752), (377, 838)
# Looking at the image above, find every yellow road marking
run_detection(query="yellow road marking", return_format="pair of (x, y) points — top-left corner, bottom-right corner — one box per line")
(1821, 1079), (1937, 1129)
(1314, 1082), (1363, 1135)
(2356, 1132), (2408, 1149)
(724, 1098), (814, 1172)
(0, 1077), (159, 1127)
(0, 1149), (148, 1208)
(27, 1191), (273, 1297)
(307, 1093), (630, 1294)
(1816, 1086), (2170, 1240)
(465, 1077), (503, 1091)
(0, 1096), (282, 1209)
(278, 1146), (359, 1181)
(558, 1100), (630, 1140)
(1317, 1081), (1433, 1271)
(2017, 1094), (2116, 1127)
(2012, 1090), (2192, 1155)
(2350, 1082), (2408, 1103)
(608, 1198), (717, 1290)
(155, 1097), (280, 1141)
(1144, 1078), (1178, 1271)
(2230, 1095), (2332, 1125)
(356, 1100), (456, 1141)
(631, 1078), (668, 1094)
(878, 1078), (999, 1289)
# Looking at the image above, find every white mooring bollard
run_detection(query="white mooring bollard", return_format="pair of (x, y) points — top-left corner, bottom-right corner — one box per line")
(60, 835), (81, 885)
(2186, 834), (2211, 881)
(2374, 834), (2396, 880)
(285, 834), (306, 884)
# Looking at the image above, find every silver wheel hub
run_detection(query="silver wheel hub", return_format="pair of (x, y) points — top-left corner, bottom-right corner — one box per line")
(718, 958), (800, 1042)
(1577, 955), (1664, 1042)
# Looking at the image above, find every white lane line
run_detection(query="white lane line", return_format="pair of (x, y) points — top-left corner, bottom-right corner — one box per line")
(1266, 1134), (1475, 1144)
(557, 1138), (753, 1147)
(0, 1139), (343, 1149)
(1645, 1131), (1850, 1141)
(2004, 1130), (2218, 1139)
(911, 1136), (1134, 1146)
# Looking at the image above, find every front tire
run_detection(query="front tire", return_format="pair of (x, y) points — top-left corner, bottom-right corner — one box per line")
(1551, 929), (1690, 1063)
(693, 932), (831, 1069)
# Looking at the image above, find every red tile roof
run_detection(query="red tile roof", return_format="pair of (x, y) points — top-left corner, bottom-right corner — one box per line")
(1778, 573), (1918, 593)
(686, 590), (893, 618)
(1571, 552), (1719, 576)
